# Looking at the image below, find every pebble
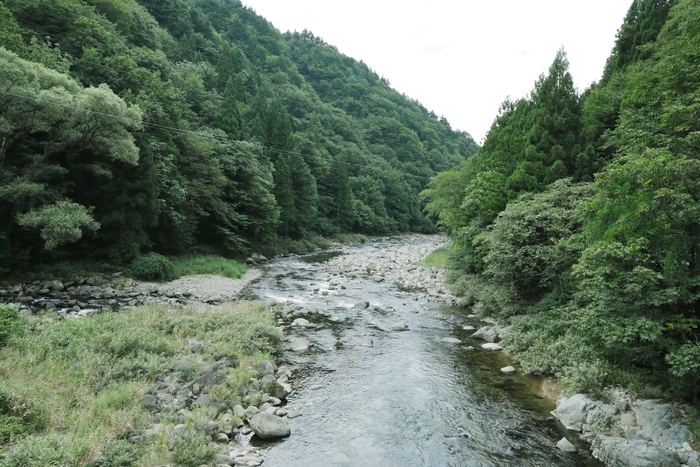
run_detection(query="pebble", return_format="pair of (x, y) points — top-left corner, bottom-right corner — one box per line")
(500, 366), (515, 374)
(481, 343), (503, 351)
(357, 338), (374, 347)
(441, 337), (462, 344)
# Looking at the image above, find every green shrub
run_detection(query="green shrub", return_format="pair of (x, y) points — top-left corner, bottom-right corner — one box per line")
(0, 304), (21, 348)
(93, 440), (142, 467)
(127, 253), (176, 282)
(172, 255), (245, 279)
(0, 432), (75, 467)
(168, 429), (215, 466)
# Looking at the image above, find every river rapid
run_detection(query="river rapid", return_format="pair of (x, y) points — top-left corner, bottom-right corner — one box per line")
(242, 235), (602, 467)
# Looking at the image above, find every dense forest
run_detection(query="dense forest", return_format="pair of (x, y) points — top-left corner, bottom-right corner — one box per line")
(422, 0), (700, 398)
(0, 0), (477, 273)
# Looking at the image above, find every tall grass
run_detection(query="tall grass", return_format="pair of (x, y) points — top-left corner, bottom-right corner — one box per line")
(0, 302), (281, 466)
(171, 255), (246, 279)
(422, 247), (449, 269)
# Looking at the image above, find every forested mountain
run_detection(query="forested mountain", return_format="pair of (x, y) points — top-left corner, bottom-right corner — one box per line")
(0, 0), (477, 272)
(423, 0), (700, 398)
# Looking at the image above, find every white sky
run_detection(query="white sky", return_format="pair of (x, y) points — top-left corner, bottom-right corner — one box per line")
(242, 0), (632, 143)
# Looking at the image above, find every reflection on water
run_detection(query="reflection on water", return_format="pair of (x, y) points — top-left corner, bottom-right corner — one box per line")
(244, 239), (602, 467)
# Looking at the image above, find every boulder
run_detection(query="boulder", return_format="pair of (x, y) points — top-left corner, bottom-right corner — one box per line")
(391, 322), (409, 331)
(591, 435), (681, 467)
(500, 366), (515, 374)
(260, 375), (289, 400)
(357, 337), (374, 347)
(633, 400), (691, 448)
(290, 338), (309, 352)
(256, 360), (277, 376)
(557, 437), (576, 452)
(291, 318), (309, 327)
(245, 405), (260, 419)
(249, 412), (291, 439)
(551, 394), (595, 431)
(472, 326), (499, 343)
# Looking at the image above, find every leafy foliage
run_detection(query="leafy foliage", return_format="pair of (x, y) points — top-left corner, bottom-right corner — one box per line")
(127, 252), (175, 281)
(0, 0), (476, 272)
(427, 0), (700, 398)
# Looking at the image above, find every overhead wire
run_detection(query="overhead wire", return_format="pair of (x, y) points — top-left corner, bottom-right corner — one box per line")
(0, 89), (472, 188)
(8, 1), (473, 188)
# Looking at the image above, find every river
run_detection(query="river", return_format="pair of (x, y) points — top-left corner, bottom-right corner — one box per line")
(242, 236), (602, 467)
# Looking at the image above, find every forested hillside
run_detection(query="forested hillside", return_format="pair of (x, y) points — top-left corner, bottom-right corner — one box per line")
(0, 0), (477, 273)
(423, 0), (700, 398)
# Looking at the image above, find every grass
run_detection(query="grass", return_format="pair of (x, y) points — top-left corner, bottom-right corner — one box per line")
(422, 247), (449, 269)
(171, 255), (246, 279)
(0, 301), (281, 466)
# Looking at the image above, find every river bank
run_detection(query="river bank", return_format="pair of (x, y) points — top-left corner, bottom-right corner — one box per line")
(1, 234), (694, 466)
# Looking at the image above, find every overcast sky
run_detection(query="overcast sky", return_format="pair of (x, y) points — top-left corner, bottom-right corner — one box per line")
(242, 0), (633, 143)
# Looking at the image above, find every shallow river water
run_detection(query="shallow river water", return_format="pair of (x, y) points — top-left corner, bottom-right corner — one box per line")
(243, 237), (602, 467)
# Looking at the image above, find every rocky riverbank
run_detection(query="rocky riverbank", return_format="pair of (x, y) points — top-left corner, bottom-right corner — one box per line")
(322, 234), (698, 467)
(0, 268), (262, 317)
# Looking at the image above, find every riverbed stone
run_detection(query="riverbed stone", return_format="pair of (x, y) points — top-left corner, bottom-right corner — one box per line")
(557, 437), (576, 452)
(358, 337), (374, 347)
(633, 399), (691, 448)
(245, 405), (260, 419)
(500, 366), (515, 374)
(290, 338), (310, 352)
(391, 322), (409, 331)
(291, 318), (310, 327)
(441, 337), (462, 344)
(249, 412), (291, 439)
(481, 343), (503, 350)
(260, 375), (289, 400)
(591, 435), (681, 467)
(472, 326), (499, 343)
(552, 394), (595, 431)
(257, 360), (277, 376)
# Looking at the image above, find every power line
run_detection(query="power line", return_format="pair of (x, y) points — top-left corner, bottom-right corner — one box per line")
(0, 89), (469, 188)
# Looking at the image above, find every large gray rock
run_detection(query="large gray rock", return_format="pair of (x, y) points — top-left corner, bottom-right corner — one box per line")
(260, 375), (289, 400)
(633, 400), (691, 448)
(591, 435), (681, 467)
(472, 326), (499, 343)
(249, 412), (291, 439)
(256, 360), (277, 376)
(290, 338), (309, 352)
(557, 437), (576, 452)
(552, 394), (595, 431)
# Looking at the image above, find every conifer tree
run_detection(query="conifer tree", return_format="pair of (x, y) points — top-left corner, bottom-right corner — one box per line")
(220, 77), (242, 140)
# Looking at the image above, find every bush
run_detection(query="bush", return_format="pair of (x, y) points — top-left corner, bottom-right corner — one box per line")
(127, 253), (175, 282)
(168, 429), (215, 466)
(0, 432), (75, 467)
(93, 440), (142, 467)
(0, 304), (21, 348)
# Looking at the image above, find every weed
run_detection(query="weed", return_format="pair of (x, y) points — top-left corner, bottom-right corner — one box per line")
(171, 255), (245, 279)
